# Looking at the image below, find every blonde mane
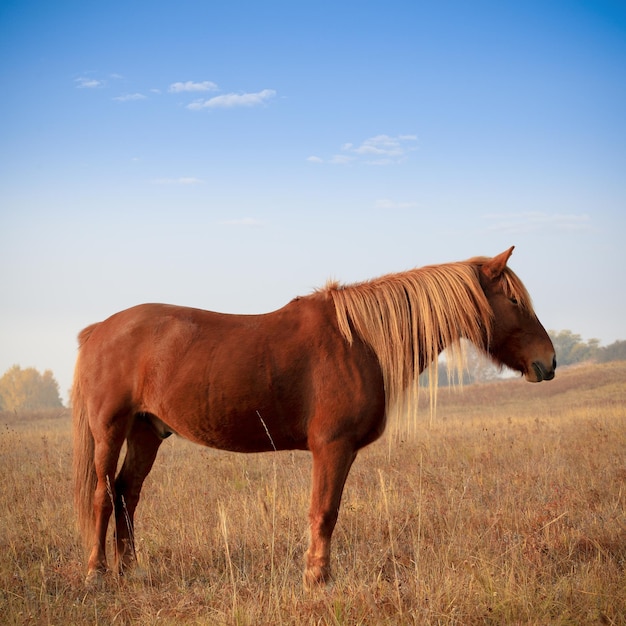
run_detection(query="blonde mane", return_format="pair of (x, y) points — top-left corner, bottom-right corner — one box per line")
(321, 258), (534, 421)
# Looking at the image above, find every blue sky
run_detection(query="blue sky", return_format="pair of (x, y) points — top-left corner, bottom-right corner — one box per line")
(1, 0), (625, 401)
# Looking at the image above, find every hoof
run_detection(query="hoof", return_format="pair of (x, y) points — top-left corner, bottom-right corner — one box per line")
(84, 568), (106, 588)
(303, 564), (332, 589)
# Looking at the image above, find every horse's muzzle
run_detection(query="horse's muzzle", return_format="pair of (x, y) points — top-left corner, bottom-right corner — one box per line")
(530, 357), (556, 382)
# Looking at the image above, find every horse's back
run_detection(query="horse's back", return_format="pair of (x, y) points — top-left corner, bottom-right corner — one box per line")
(73, 299), (385, 453)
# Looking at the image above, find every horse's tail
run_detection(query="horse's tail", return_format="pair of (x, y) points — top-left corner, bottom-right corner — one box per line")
(72, 324), (99, 552)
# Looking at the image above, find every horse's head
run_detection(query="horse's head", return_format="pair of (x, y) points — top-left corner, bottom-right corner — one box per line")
(479, 247), (556, 382)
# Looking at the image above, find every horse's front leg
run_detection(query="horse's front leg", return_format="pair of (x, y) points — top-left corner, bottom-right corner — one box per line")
(305, 440), (357, 587)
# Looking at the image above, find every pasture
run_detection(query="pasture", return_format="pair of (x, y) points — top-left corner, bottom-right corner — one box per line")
(1, 361), (625, 624)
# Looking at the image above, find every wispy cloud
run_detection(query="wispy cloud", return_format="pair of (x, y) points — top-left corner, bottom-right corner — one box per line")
(150, 177), (204, 185)
(330, 154), (356, 165)
(75, 73), (122, 89)
(75, 77), (104, 89)
(219, 217), (264, 227)
(187, 89), (276, 110)
(309, 134), (417, 165)
(483, 212), (591, 234)
(344, 134), (417, 158)
(169, 80), (219, 93)
(75, 74), (275, 113)
(113, 93), (146, 102)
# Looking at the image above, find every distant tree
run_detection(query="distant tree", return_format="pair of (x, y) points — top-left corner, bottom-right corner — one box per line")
(461, 343), (504, 383)
(597, 340), (626, 363)
(0, 365), (63, 411)
(549, 330), (600, 366)
(426, 342), (504, 387)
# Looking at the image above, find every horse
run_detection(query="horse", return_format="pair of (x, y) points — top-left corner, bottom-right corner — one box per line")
(72, 246), (556, 587)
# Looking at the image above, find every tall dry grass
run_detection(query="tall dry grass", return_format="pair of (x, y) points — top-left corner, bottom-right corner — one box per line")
(1, 362), (625, 624)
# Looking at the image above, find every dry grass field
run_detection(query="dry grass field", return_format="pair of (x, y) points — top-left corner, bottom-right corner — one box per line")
(1, 361), (625, 625)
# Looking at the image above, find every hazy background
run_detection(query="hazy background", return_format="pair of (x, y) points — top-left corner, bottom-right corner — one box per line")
(1, 1), (624, 402)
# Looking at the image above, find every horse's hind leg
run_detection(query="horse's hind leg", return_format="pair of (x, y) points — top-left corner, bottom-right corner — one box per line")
(113, 415), (163, 574)
(87, 412), (130, 584)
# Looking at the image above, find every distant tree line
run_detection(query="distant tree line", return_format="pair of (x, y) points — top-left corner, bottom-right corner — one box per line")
(0, 365), (63, 411)
(548, 330), (626, 367)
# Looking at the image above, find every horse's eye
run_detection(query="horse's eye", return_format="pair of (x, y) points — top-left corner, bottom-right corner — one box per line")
(509, 297), (518, 305)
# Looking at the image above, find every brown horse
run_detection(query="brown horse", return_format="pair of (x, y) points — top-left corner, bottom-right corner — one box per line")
(72, 247), (556, 587)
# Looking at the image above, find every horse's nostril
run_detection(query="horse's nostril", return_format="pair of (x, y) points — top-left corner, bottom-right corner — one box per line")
(553, 356), (557, 370)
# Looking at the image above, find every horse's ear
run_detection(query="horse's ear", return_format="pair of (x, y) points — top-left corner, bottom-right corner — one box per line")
(481, 246), (515, 280)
